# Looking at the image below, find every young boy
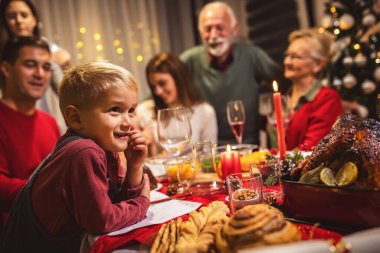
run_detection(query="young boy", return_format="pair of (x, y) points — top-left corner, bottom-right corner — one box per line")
(0, 62), (150, 252)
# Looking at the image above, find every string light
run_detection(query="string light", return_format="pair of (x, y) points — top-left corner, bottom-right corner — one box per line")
(79, 27), (86, 34)
(94, 33), (101, 40)
(318, 27), (325, 33)
(334, 28), (340, 35)
(76, 41), (84, 48)
(113, 40), (121, 47)
(353, 44), (361, 50)
(117, 47), (123, 54)
(136, 55), (143, 62)
(96, 44), (103, 51)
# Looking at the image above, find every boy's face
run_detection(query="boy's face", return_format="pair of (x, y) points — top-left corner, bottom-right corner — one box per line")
(2, 46), (51, 102)
(78, 86), (138, 152)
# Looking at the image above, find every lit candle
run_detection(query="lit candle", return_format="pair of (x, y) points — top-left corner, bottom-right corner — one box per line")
(273, 81), (287, 160)
(220, 145), (241, 180)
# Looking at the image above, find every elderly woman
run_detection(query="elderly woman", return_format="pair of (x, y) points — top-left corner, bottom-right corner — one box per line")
(283, 28), (343, 151)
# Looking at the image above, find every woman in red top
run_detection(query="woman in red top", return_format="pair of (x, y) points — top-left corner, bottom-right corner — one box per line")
(283, 28), (343, 150)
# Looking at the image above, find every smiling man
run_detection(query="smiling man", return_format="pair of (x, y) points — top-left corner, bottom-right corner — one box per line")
(0, 37), (60, 231)
(181, 1), (279, 145)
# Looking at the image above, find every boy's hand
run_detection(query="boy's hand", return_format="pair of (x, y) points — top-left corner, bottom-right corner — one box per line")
(125, 129), (147, 170)
(141, 174), (150, 200)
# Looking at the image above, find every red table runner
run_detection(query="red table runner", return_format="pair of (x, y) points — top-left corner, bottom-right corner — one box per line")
(90, 191), (342, 253)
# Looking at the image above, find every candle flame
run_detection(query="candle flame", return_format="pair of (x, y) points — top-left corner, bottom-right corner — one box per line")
(273, 81), (278, 92)
(226, 144), (231, 152)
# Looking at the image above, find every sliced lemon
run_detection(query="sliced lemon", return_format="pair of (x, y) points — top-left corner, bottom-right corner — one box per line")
(320, 168), (337, 186)
(336, 162), (358, 186)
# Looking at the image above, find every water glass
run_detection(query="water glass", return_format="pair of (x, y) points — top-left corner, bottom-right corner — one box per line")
(250, 159), (283, 203)
(177, 158), (197, 193)
(226, 172), (263, 213)
(192, 140), (223, 193)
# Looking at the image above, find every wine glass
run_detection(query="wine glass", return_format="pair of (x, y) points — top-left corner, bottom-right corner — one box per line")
(226, 100), (246, 144)
(259, 93), (291, 129)
(157, 107), (192, 157)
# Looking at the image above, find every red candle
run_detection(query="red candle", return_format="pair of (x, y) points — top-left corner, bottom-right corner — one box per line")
(273, 81), (287, 160)
(220, 145), (241, 180)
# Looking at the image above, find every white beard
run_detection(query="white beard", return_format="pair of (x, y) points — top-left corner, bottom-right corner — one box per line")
(205, 37), (232, 57)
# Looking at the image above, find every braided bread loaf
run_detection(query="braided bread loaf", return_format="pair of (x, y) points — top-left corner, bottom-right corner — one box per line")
(175, 201), (230, 253)
(216, 204), (300, 253)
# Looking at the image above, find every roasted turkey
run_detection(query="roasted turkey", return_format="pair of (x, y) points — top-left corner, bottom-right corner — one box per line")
(293, 114), (380, 189)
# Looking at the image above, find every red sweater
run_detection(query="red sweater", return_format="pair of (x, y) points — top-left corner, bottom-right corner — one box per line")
(31, 132), (149, 235)
(0, 102), (59, 227)
(286, 87), (343, 150)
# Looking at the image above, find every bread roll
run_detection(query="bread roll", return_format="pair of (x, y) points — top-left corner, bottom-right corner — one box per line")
(216, 204), (300, 253)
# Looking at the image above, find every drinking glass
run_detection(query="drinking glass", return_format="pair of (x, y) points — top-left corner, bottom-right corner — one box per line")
(177, 158), (197, 193)
(192, 141), (224, 193)
(249, 159), (283, 204)
(226, 172), (263, 213)
(157, 107), (192, 156)
(226, 100), (246, 144)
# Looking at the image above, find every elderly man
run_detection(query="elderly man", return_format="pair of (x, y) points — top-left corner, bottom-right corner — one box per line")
(181, 1), (278, 145)
(0, 37), (60, 230)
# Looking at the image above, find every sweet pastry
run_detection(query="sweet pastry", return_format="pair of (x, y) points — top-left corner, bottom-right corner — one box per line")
(143, 165), (158, 190)
(215, 204), (300, 253)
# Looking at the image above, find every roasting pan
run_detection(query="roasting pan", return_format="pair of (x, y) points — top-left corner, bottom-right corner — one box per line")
(281, 177), (380, 230)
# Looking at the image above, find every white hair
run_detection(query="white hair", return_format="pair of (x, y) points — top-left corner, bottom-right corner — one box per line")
(197, 1), (237, 31)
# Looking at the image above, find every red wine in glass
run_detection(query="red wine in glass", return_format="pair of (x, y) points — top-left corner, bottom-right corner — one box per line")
(227, 100), (246, 144)
(230, 121), (244, 140)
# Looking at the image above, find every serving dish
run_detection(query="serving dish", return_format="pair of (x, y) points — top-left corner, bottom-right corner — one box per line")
(281, 176), (380, 230)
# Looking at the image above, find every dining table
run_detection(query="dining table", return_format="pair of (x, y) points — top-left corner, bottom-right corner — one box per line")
(88, 180), (345, 253)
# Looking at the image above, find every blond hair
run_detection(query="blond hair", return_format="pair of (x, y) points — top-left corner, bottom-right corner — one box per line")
(289, 28), (336, 64)
(59, 61), (137, 112)
(198, 1), (237, 31)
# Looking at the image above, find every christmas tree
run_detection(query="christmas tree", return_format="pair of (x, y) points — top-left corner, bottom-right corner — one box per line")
(321, 0), (380, 119)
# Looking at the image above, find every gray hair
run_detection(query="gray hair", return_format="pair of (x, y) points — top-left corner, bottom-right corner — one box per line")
(198, 1), (237, 31)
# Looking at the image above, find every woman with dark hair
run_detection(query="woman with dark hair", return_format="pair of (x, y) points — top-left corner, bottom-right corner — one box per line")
(0, 0), (41, 40)
(0, 0), (67, 134)
(137, 52), (217, 156)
